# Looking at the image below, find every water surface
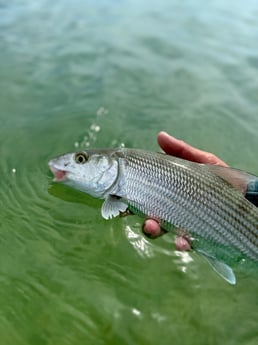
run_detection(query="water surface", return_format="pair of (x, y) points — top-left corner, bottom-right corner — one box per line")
(0, 1), (258, 344)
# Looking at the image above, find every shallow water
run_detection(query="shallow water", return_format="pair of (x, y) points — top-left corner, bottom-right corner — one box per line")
(0, 0), (258, 344)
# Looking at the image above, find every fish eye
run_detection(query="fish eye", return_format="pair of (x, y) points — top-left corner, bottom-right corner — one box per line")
(74, 152), (88, 164)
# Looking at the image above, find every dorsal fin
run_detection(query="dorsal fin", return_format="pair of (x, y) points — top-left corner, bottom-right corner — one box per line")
(207, 165), (258, 195)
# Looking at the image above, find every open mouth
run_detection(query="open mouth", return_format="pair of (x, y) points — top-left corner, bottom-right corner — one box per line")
(49, 165), (67, 182)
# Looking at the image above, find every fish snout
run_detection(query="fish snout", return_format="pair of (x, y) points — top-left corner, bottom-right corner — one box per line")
(48, 159), (67, 182)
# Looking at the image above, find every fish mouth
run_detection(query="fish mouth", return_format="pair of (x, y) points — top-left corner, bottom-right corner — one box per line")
(49, 164), (67, 182)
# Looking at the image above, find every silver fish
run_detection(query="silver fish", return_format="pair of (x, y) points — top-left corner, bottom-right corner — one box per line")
(48, 148), (258, 284)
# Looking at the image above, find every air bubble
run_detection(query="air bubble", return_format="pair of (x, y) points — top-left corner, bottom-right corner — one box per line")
(96, 107), (108, 117)
(90, 124), (101, 132)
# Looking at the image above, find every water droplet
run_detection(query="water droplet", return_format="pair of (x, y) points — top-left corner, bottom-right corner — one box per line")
(11, 168), (16, 174)
(94, 125), (100, 132)
(96, 107), (108, 116)
(132, 308), (141, 318)
(152, 312), (166, 322)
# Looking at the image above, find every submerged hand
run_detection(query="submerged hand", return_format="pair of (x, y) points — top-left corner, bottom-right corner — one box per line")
(142, 131), (227, 244)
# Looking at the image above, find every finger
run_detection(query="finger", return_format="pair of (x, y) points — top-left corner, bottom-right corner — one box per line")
(142, 219), (166, 238)
(157, 131), (228, 167)
(175, 236), (191, 251)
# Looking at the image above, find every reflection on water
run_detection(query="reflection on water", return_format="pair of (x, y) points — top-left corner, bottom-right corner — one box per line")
(125, 223), (194, 277)
(125, 224), (155, 258)
(0, 0), (258, 344)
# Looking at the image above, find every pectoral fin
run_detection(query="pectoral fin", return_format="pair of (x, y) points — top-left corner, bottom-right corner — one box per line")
(197, 249), (236, 285)
(101, 196), (128, 220)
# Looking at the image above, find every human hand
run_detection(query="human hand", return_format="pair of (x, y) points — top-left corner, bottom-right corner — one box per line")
(142, 131), (227, 247)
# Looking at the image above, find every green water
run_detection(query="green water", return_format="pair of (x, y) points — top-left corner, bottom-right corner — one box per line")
(1, 0), (258, 344)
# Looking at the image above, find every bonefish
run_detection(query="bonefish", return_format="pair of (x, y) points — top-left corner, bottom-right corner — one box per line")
(48, 148), (258, 284)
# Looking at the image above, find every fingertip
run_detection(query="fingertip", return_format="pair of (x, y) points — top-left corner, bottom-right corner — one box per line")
(157, 131), (168, 138)
(175, 236), (191, 251)
(142, 219), (162, 238)
(157, 131), (170, 144)
(157, 131), (178, 155)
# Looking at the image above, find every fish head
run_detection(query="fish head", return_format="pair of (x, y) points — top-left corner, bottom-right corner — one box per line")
(48, 150), (119, 198)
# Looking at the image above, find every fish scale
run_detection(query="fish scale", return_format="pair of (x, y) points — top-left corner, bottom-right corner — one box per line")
(127, 151), (257, 243)
(124, 155), (228, 241)
(121, 149), (258, 261)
